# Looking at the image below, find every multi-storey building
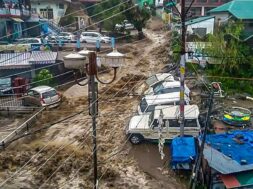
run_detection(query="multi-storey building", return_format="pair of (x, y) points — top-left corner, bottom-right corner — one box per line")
(181, 0), (232, 18)
(0, 0), (31, 42)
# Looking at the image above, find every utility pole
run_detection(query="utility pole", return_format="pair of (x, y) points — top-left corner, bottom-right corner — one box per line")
(179, 0), (186, 137)
(88, 52), (99, 189)
(189, 88), (215, 189)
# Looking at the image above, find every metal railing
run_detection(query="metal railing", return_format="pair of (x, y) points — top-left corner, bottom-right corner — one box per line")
(0, 107), (45, 149)
(0, 8), (30, 17)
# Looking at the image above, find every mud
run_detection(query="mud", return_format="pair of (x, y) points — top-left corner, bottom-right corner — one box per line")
(0, 23), (186, 189)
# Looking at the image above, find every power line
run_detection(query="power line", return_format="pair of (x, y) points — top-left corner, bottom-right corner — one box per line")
(0, 68), (147, 187)
(0, 33), (146, 80)
(0, 0), (115, 41)
(0, 2), (136, 65)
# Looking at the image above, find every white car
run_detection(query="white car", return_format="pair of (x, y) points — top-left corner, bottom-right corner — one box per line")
(80, 32), (111, 43)
(57, 32), (76, 42)
(11, 38), (43, 50)
(23, 86), (61, 108)
(145, 73), (175, 87)
(144, 80), (191, 96)
(138, 92), (190, 114)
(126, 105), (200, 144)
(115, 20), (135, 30)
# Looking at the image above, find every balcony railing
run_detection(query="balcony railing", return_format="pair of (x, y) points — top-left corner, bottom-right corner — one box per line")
(0, 8), (30, 17)
(22, 9), (30, 17)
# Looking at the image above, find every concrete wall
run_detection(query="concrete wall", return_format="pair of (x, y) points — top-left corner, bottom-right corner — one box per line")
(31, 1), (69, 24)
(187, 17), (215, 35)
(210, 12), (230, 23)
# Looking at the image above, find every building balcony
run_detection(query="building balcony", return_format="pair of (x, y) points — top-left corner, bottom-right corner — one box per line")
(0, 8), (21, 18)
(0, 8), (30, 18)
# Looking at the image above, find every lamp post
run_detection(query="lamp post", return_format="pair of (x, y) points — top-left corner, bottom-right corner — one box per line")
(64, 48), (125, 189)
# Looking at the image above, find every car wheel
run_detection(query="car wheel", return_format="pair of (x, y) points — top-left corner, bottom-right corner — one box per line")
(129, 134), (143, 145)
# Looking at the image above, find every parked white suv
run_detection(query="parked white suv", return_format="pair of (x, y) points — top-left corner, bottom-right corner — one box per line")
(144, 80), (191, 96)
(145, 73), (175, 87)
(80, 32), (111, 43)
(126, 105), (200, 144)
(23, 86), (61, 108)
(138, 92), (190, 115)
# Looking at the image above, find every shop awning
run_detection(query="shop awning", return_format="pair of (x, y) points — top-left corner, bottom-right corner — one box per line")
(11, 18), (24, 22)
(221, 171), (253, 189)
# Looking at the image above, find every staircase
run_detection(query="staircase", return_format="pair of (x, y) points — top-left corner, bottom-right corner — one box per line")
(40, 19), (63, 34)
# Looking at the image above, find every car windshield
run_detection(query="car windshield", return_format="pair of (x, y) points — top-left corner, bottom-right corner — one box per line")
(154, 87), (181, 95)
(146, 75), (159, 86)
(140, 98), (148, 113)
(153, 83), (164, 94)
(42, 90), (57, 99)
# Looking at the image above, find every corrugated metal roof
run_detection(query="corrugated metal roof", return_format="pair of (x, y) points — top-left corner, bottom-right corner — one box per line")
(29, 51), (58, 64)
(0, 52), (31, 68)
(0, 51), (58, 69)
(209, 0), (253, 19)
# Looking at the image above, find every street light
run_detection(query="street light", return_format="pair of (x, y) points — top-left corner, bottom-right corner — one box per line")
(63, 47), (125, 189)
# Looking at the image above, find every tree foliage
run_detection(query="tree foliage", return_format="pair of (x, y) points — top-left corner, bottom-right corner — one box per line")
(206, 21), (253, 94)
(124, 3), (151, 39)
(90, 0), (151, 37)
(33, 69), (53, 87)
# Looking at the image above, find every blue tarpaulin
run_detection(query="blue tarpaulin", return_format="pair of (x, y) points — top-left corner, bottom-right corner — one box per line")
(171, 137), (197, 166)
(205, 130), (253, 165)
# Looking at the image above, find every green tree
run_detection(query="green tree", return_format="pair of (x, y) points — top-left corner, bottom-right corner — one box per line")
(205, 21), (253, 94)
(91, 0), (126, 31)
(124, 2), (151, 39)
(33, 69), (53, 87)
(206, 21), (253, 75)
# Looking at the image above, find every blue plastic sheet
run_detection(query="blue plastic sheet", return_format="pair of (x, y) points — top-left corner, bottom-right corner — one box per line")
(205, 130), (253, 165)
(171, 137), (197, 165)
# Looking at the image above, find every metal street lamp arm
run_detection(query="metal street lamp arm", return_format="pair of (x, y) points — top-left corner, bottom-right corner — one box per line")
(95, 67), (118, 84)
(74, 70), (90, 86)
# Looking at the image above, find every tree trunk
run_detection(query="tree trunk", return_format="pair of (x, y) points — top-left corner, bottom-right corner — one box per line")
(137, 28), (144, 40)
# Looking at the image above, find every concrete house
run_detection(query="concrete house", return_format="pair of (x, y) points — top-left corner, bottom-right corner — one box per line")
(30, 0), (71, 24)
(0, 0), (31, 42)
(209, 0), (253, 44)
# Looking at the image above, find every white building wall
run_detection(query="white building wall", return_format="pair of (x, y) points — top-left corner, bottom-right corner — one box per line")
(31, 1), (69, 24)
(187, 18), (215, 35)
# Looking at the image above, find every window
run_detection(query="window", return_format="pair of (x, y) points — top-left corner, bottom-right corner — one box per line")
(140, 99), (148, 113)
(31, 8), (37, 14)
(168, 119), (179, 127)
(185, 119), (198, 127)
(160, 87), (180, 94)
(210, 0), (219, 2)
(152, 119), (159, 128)
(42, 90), (57, 99)
(59, 3), (64, 9)
(153, 83), (164, 94)
(198, 0), (207, 2)
(92, 33), (99, 37)
(40, 8), (54, 19)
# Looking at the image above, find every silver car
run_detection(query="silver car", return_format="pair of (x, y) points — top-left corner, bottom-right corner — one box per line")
(80, 32), (111, 43)
(23, 86), (61, 108)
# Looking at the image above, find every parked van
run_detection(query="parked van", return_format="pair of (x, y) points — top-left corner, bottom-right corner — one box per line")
(138, 92), (190, 114)
(126, 105), (200, 144)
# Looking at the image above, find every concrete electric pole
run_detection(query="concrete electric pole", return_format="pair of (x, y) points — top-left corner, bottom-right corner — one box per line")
(179, 0), (186, 137)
